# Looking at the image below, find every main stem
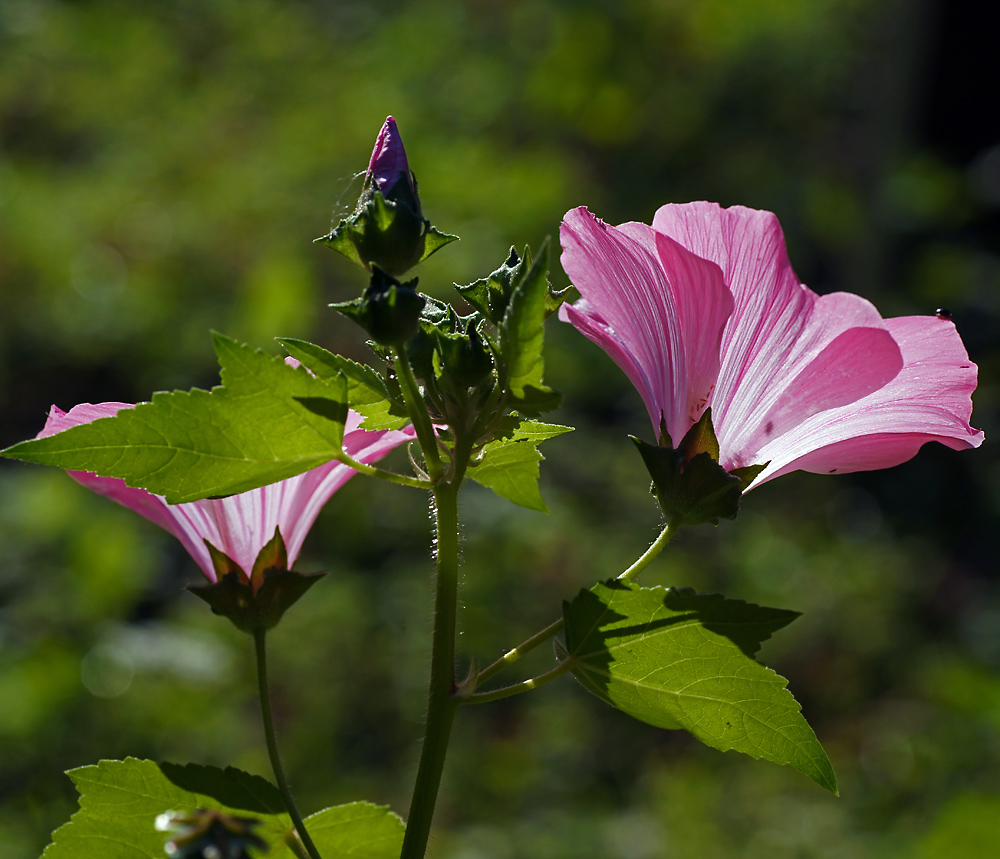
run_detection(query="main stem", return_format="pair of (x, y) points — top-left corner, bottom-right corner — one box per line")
(253, 629), (323, 859)
(400, 480), (461, 859)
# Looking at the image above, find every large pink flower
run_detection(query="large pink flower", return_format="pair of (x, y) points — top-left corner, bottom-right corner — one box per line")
(559, 202), (983, 489)
(39, 403), (414, 579)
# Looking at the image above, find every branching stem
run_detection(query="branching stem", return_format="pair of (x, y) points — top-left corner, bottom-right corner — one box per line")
(392, 346), (443, 482)
(471, 520), (678, 691)
(461, 658), (574, 705)
(334, 450), (432, 489)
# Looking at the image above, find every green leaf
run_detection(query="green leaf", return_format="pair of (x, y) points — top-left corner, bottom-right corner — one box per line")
(500, 239), (551, 399)
(278, 337), (410, 430)
(466, 419), (571, 512)
(301, 802), (405, 859)
(43, 758), (404, 859)
(3, 334), (349, 504)
(454, 246), (524, 324)
(562, 581), (837, 793)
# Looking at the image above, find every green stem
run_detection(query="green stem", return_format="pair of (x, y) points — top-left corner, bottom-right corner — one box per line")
(461, 658), (574, 705)
(400, 480), (461, 859)
(475, 617), (565, 687)
(617, 520), (676, 582)
(335, 450), (432, 490)
(472, 520), (678, 690)
(392, 346), (443, 482)
(253, 629), (323, 859)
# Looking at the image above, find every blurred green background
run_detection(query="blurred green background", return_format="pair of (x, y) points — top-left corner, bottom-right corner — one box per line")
(1, 0), (998, 857)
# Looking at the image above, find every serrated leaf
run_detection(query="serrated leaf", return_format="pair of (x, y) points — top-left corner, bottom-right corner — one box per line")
(466, 419), (571, 511)
(3, 334), (349, 504)
(454, 246), (524, 323)
(278, 338), (410, 430)
(544, 283), (580, 318)
(301, 802), (405, 859)
(43, 758), (404, 859)
(500, 239), (551, 399)
(562, 581), (836, 792)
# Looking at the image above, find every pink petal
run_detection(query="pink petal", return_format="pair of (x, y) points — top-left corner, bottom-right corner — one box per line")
(717, 292), (904, 470)
(40, 402), (416, 579)
(559, 206), (732, 443)
(747, 315), (984, 487)
(651, 203), (811, 431)
(368, 116), (410, 193)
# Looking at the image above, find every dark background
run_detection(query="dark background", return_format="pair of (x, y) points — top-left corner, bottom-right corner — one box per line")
(1, 1), (998, 856)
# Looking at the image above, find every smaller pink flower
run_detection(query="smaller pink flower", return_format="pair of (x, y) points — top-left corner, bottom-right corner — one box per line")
(367, 116), (411, 194)
(559, 202), (984, 489)
(39, 403), (414, 580)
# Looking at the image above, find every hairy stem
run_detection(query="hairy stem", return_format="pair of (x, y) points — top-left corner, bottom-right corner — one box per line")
(392, 346), (443, 482)
(617, 520), (676, 582)
(400, 480), (461, 859)
(253, 629), (323, 859)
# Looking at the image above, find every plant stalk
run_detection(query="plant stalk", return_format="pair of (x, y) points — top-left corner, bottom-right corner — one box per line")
(392, 346), (444, 482)
(253, 628), (323, 859)
(400, 480), (461, 859)
(335, 450), (432, 490)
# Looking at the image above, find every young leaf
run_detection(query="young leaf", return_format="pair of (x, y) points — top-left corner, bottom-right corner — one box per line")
(2, 334), (349, 504)
(42, 758), (404, 859)
(278, 337), (410, 430)
(466, 419), (571, 512)
(500, 239), (551, 399)
(562, 581), (837, 793)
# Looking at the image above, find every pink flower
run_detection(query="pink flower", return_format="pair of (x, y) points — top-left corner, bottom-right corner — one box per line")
(39, 402), (414, 579)
(559, 202), (983, 489)
(367, 116), (411, 194)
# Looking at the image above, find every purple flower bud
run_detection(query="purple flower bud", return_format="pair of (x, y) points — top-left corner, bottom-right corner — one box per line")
(367, 116), (411, 194)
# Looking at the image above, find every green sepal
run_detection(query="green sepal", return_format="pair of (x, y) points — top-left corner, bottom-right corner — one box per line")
(332, 269), (426, 347)
(730, 462), (769, 491)
(678, 408), (720, 463)
(632, 410), (744, 526)
(277, 338), (409, 431)
(188, 529), (325, 633)
(562, 580), (837, 793)
(315, 176), (457, 277)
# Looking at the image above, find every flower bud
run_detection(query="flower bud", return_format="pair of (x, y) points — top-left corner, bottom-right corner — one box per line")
(331, 268), (426, 347)
(316, 117), (457, 276)
(367, 116), (412, 198)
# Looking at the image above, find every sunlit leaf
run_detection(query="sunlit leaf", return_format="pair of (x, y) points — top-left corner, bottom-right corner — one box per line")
(42, 758), (404, 859)
(3, 334), (349, 504)
(466, 419), (571, 511)
(562, 581), (836, 792)
(278, 337), (410, 430)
